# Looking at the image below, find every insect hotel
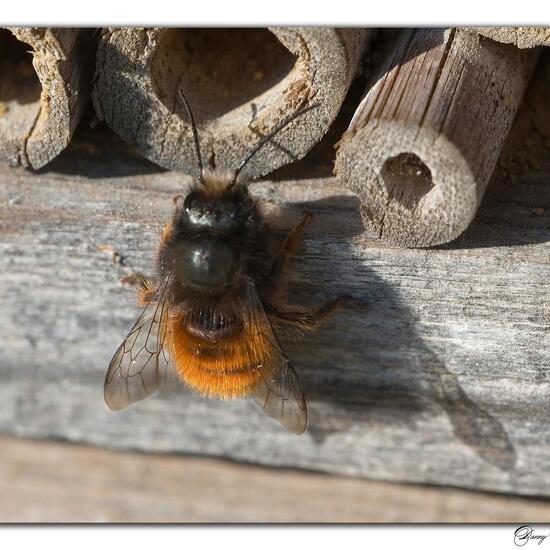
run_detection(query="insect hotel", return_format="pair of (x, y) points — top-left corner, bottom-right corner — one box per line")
(1, 26), (550, 522)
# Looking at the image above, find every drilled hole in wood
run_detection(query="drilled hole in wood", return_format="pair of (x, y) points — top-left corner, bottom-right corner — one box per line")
(380, 153), (434, 210)
(0, 30), (42, 141)
(150, 28), (299, 124)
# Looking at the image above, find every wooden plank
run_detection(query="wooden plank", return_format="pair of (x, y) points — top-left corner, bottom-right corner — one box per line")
(1, 53), (550, 497)
(2, 435), (550, 522)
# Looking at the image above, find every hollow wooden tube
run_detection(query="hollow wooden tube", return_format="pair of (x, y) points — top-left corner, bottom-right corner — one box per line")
(0, 28), (93, 169)
(92, 27), (367, 178)
(335, 29), (536, 247)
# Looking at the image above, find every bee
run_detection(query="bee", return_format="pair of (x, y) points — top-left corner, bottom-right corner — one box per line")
(104, 92), (346, 434)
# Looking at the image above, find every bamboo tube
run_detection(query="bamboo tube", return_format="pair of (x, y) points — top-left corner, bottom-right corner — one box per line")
(93, 27), (367, 178)
(0, 28), (93, 169)
(334, 29), (535, 247)
(465, 27), (550, 48)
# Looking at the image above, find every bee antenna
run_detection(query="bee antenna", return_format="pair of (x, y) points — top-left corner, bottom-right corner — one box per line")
(230, 103), (319, 187)
(178, 89), (205, 186)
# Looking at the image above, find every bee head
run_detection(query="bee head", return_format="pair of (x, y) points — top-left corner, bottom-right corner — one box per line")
(174, 88), (316, 236)
(179, 177), (258, 235)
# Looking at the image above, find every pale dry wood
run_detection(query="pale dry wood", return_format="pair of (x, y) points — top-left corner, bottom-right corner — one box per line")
(1, 109), (550, 498)
(335, 29), (535, 247)
(466, 27), (550, 48)
(0, 28), (93, 169)
(2, 435), (550, 523)
(92, 27), (367, 178)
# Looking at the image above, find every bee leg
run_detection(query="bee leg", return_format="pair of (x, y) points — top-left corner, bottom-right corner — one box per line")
(136, 277), (157, 305)
(270, 211), (313, 280)
(268, 295), (367, 330)
(160, 222), (173, 246)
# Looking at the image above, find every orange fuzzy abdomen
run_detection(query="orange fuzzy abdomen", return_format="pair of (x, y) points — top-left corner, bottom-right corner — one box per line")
(168, 313), (272, 399)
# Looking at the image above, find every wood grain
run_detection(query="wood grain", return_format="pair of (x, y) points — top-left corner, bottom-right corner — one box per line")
(1, 64), (550, 497)
(93, 27), (367, 178)
(0, 28), (93, 169)
(2, 435), (550, 523)
(335, 29), (535, 247)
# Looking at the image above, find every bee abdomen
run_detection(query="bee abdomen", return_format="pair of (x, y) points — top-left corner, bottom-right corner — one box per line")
(169, 314), (270, 399)
(186, 311), (242, 342)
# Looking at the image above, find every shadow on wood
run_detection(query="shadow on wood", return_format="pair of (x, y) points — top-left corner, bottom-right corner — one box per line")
(283, 193), (516, 472)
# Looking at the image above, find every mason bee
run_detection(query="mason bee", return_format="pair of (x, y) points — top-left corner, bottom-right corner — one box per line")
(104, 92), (346, 434)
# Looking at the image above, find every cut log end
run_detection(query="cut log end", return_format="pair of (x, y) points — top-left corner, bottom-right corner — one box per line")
(337, 121), (479, 246)
(94, 27), (367, 179)
(0, 28), (93, 170)
(335, 29), (536, 248)
(0, 29), (42, 167)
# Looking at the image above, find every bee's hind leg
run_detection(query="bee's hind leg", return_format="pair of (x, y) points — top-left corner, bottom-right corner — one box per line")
(267, 295), (368, 331)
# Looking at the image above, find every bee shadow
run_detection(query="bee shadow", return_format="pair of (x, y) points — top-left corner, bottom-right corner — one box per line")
(279, 193), (516, 473)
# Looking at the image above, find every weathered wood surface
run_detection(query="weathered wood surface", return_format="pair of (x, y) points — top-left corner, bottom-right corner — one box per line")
(3, 435), (550, 523)
(0, 28), (93, 169)
(466, 26), (550, 48)
(1, 52), (550, 497)
(93, 27), (367, 179)
(335, 29), (535, 247)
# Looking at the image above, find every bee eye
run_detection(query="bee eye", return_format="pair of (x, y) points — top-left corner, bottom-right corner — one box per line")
(183, 191), (202, 214)
(184, 192), (197, 213)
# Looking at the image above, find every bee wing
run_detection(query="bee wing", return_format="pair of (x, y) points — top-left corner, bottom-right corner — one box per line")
(104, 277), (174, 410)
(252, 357), (308, 435)
(244, 278), (308, 435)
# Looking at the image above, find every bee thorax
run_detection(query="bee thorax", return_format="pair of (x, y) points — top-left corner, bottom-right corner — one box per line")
(174, 235), (237, 291)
